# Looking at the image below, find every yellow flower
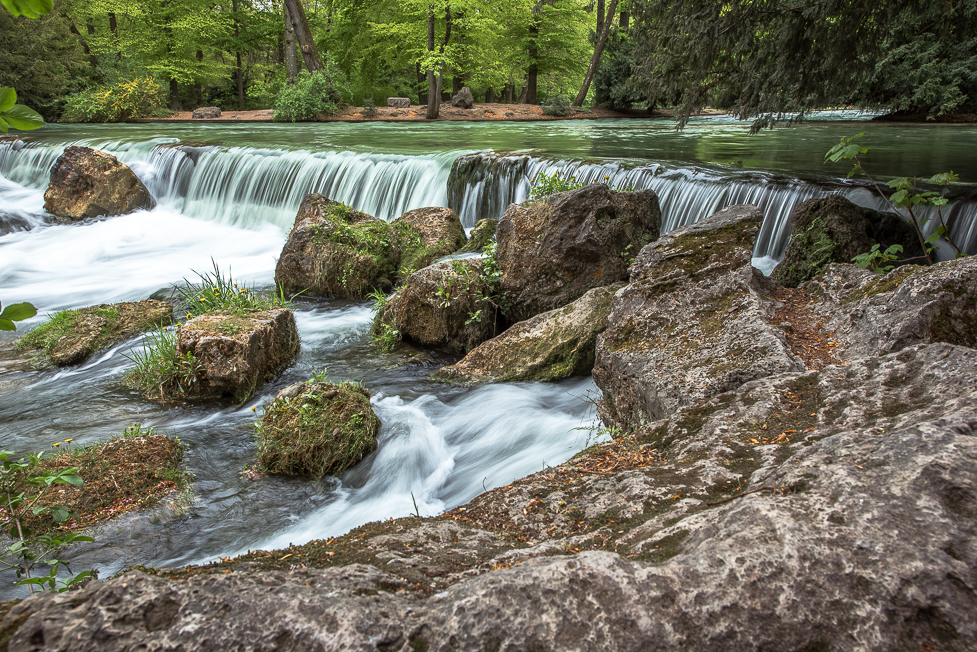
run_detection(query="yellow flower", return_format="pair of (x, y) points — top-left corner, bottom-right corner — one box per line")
(65, 438), (73, 442)
(199, 298), (206, 302)
(251, 407), (256, 411)
(53, 442), (61, 447)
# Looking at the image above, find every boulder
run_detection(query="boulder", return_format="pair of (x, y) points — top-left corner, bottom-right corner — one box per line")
(172, 308), (299, 402)
(7, 342), (977, 651)
(387, 97), (411, 108)
(451, 86), (475, 109)
(375, 259), (499, 353)
(274, 194), (400, 299)
(19, 300), (172, 366)
(772, 194), (924, 287)
(393, 206), (467, 278)
(459, 218), (496, 253)
(191, 106), (222, 119)
(496, 184), (661, 322)
(42, 147), (155, 220)
(803, 254), (977, 359)
(437, 284), (621, 383)
(594, 205), (805, 431)
(254, 380), (380, 478)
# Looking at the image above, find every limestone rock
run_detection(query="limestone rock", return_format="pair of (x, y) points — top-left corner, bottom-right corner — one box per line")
(255, 380), (380, 478)
(274, 194), (400, 299)
(594, 204), (805, 431)
(451, 86), (475, 109)
(19, 300), (172, 367)
(437, 284), (620, 383)
(42, 147), (155, 220)
(387, 97), (411, 108)
(393, 206), (467, 277)
(191, 106), (222, 119)
(804, 254), (977, 359)
(496, 184), (661, 322)
(174, 308), (299, 402)
(375, 259), (498, 353)
(772, 194), (923, 287)
(460, 218), (496, 253)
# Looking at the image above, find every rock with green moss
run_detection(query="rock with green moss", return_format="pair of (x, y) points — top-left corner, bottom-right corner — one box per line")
(772, 195), (923, 288)
(254, 380), (380, 478)
(19, 300), (172, 366)
(496, 183), (662, 322)
(43, 146), (156, 220)
(172, 309), (300, 402)
(594, 205), (805, 432)
(375, 259), (499, 353)
(274, 194), (400, 299)
(804, 254), (977, 360)
(436, 284), (621, 383)
(460, 218), (497, 253)
(392, 207), (467, 280)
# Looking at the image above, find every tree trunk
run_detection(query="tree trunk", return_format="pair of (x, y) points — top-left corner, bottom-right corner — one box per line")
(284, 1), (298, 83)
(169, 78), (181, 111)
(504, 83), (514, 103)
(525, 14), (539, 104)
(233, 0), (244, 110)
(426, 9), (438, 119)
(417, 62), (428, 105)
(596, 0), (604, 36)
(573, 0), (618, 106)
(517, 83), (528, 104)
(283, 0), (323, 73)
(68, 20), (99, 68)
(194, 50), (204, 102)
(108, 12), (117, 35)
(452, 77), (462, 95)
(620, 8), (629, 30)
(485, 87), (496, 103)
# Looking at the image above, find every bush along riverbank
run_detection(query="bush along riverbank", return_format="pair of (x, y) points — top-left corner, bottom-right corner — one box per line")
(2, 182), (976, 650)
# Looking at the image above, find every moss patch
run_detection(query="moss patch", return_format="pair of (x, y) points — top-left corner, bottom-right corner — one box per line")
(254, 381), (380, 478)
(460, 219), (497, 253)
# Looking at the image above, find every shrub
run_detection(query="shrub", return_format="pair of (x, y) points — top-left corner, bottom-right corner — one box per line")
(274, 66), (346, 122)
(542, 95), (574, 117)
(61, 77), (164, 122)
(529, 170), (585, 199)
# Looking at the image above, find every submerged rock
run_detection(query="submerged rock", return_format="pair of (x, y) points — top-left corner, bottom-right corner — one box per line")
(375, 258), (499, 353)
(772, 194), (924, 287)
(43, 146), (155, 220)
(393, 206), (467, 278)
(460, 218), (496, 253)
(496, 183), (661, 322)
(594, 205), (804, 431)
(18, 300), (172, 366)
(254, 380), (380, 478)
(437, 284), (620, 383)
(173, 309), (299, 402)
(274, 194), (399, 299)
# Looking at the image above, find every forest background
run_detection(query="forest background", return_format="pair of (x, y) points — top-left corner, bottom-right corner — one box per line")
(1, 0), (976, 125)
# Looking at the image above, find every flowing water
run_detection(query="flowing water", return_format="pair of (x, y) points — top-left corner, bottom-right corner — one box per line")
(1, 116), (976, 596)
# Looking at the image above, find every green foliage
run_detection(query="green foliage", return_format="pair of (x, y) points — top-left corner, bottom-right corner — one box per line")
(124, 324), (202, 400)
(253, 380), (380, 479)
(529, 169), (585, 199)
(0, 448), (93, 595)
(274, 67), (345, 122)
(0, 300), (37, 331)
(593, 28), (642, 110)
(1, 0), (51, 19)
(542, 95), (573, 117)
(61, 76), (165, 122)
(852, 244), (905, 274)
(18, 306), (117, 354)
(0, 87), (44, 132)
(179, 260), (289, 320)
(373, 323), (401, 351)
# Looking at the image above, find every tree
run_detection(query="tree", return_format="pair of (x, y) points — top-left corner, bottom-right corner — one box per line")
(283, 0), (323, 72)
(630, 0), (977, 127)
(572, 0), (615, 106)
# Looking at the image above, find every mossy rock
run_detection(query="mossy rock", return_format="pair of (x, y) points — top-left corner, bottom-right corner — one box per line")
(460, 218), (497, 253)
(274, 194), (400, 299)
(254, 381), (381, 478)
(19, 300), (173, 366)
(392, 206), (467, 281)
(772, 195), (923, 288)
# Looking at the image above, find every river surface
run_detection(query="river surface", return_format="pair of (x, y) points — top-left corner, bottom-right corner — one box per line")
(1, 115), (976, 596)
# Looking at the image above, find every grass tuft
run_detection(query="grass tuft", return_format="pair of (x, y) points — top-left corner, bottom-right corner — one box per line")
(179, 260), (290, 320)
(123, 324), (201, 400)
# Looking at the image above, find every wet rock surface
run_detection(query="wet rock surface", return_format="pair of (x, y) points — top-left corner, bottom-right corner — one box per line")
(437, 284), (620, 383)
(594, 205), (804, 431)
(460, 218), (496, 253)
(393, 206), (467, 276)
(174, 308), (299, 401)
(772, 194), (924, 288)
(496, 184), (661, 322)
(42, 146), (155, 220)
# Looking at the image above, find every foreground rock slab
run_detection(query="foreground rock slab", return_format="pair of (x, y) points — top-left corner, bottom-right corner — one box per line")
(496, 183), (661, 322)
(43, 146), (155, 220)
(437, 284), (620, 383)
(594, 204), (804, 431)
(174, 309), (299, 401)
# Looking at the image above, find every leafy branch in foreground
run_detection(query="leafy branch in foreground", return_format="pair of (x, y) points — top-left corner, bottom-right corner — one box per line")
(0, 87), (44, 133)
(0, 300), (36, 331)
(825, 134), (966, 266)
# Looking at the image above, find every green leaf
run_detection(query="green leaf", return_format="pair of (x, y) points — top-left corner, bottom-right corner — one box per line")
(0, 302), (36, 322)
(0, 318), (15, 331)
(924, 231), (942, 245)
(890, 189), (909, 206)
(0, 104), (44, 131)
(24, 0), (53, 15)
(0, 115), (9, 134)
(0, 88), (15, 113)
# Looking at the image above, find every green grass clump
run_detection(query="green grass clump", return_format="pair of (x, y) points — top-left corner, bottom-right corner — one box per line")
(180, 260), (290, 320)
(19, 306), (118, 355)
(124, 325), (202, 400)
(253, 380), (380, 479)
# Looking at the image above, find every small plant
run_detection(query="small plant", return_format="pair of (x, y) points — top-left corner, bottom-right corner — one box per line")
(361, 98), (378, 118)
(179, 260), (289, 320)
(274, 66), (346, 122)
(825, 134), (966, 265)
(368, 288), (389, 313)
(373, 323), (400, 352)
(542, 95), (574, 117)
(124, 325), (202, 399)
(529, 170), (585, 200)
(852, 243), (904, 274)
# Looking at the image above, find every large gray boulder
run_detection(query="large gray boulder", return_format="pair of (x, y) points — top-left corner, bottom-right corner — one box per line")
(594, 204), (804, 431)
(43, 147), (155, 220)
(191, 106), (221, 119)
(451, 86), (474, 109)
(496, 184), (661, 322)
